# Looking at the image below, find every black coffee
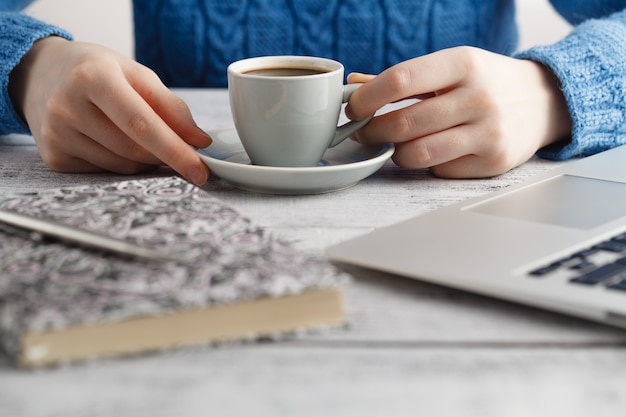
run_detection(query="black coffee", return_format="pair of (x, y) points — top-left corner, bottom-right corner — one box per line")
(243, 67), (329, 77)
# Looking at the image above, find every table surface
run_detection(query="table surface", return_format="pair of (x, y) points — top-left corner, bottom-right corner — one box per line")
(1, 89), (625, 417)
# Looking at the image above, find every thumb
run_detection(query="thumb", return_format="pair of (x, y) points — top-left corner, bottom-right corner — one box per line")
(347, 72), (375, 84)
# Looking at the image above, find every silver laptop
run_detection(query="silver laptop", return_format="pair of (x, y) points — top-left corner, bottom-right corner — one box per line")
(327, 144), (626, 329)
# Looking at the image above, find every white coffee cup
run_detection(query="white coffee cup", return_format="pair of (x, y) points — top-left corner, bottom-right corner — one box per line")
(227, 56), (372, 167)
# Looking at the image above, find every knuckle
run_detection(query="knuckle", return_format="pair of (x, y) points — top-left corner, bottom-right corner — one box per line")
(394, 140), (435, 168)
(40, 150), (70, 172)
(482, 133), (517, 175)
(454, 46), (483, 75)
(491, 135), (517, 165)
(125, 112), (152, 138)
(411, 142), (435, 166)
(68, 56), (101, 85)
(36, 120), (56, 144)
(169, 95), (189, 113)
(386, 65), (415, 97)
(37, 125), (65, 155)
(168, 95), (194, 122)
(394, 112), (420, 139)
(471, 91), (498, 115)
(487, 152), (515, 176)
(43, 95), (74, 124)
(34, 128), (74, 172)
(122, 139), (148, 161)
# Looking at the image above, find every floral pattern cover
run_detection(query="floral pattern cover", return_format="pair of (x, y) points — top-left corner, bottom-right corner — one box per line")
(0, 176), (347, 361)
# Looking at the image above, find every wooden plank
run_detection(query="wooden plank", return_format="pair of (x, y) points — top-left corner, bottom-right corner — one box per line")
(2, 89), (625, 417)
(1, 345), (624, 417)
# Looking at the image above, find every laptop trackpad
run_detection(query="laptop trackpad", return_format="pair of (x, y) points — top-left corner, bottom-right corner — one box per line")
(467, 175), (626, 230)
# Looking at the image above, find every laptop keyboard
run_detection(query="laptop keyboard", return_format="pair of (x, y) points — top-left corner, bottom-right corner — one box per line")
(529, 232), (626, 292)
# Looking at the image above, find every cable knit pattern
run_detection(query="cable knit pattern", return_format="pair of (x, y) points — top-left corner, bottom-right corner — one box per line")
(550, 0), (626, 24)
(293, 0), (338, 57)
(203, 1), (248, 87)
(133, 0), (518, 88)
(517, 8), (626, 160)
(0, 13), (71, 135)
(2, 1), (626, 163)
(385, 0), (431, 65)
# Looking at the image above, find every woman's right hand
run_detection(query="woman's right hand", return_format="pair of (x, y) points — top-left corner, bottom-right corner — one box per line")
(9, 36), (212, 185)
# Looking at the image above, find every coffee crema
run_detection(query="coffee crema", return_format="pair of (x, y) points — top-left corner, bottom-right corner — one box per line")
(243, 67), (330, 77)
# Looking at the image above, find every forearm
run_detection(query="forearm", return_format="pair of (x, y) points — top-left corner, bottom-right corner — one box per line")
(0, 12), (72, 135)
(516, 8), (626, 160)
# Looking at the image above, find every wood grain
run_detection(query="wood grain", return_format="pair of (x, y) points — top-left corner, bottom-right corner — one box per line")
(0, 89), (624, 417)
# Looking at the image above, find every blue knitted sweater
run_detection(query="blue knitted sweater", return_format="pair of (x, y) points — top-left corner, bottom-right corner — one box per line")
(1, 0), (626, 162)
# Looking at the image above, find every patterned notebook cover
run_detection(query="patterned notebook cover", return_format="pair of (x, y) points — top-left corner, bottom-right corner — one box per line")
(0, 176), (347, 363)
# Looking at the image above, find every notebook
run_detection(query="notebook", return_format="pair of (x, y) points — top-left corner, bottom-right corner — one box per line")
(327, 144), (626, 329)
(0, 176), (347, 368)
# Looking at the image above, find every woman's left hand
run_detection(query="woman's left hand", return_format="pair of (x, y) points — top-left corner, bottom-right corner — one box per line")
(346, 46), (572, 178)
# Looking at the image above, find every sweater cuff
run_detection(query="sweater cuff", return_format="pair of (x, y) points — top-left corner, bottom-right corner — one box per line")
(0, 13), (73, 135)
(515, 9), (626, 161)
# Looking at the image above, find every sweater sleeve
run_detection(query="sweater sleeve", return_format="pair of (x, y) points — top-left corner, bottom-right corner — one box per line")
(515, 8), (626, 161)
(0, 12), (72, 135)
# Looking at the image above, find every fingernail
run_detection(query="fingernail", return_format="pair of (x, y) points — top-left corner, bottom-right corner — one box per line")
(345, 104), (355, 120)
(347, 72), (373, 82)
(197, 126), (213, 145)
(187, 165), (208, 186)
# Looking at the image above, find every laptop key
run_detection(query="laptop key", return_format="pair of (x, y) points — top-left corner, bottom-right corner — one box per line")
(572, 247), (600, 258)
(608, 279), (626, 292)
(595, 240), (626, 253)
(529, 255), (595, 277)
(612, 232), (626, 243)
(569, 259), (595, 271)
(529, 262), (561, 277)
(570, 262), (626, 285)
(528, 232), (626, 280)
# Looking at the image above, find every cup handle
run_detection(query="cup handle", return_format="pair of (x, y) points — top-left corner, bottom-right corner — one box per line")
(329, 83), (373, 148)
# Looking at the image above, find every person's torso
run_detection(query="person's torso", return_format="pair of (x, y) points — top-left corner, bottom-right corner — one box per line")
(133, 0), (518, 87)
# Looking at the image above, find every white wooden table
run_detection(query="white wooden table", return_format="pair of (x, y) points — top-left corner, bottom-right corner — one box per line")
(1, 89), (625, 417)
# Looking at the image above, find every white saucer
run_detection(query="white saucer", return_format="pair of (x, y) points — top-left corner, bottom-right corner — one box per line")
(197, 128), (394, 195)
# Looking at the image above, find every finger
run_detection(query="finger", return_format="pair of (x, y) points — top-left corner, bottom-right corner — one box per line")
(354, 90), (472, 145)
(347, 72), (375, 84)
(72, 131), (160, 174)
(347, 49), (468, 120)
(90, 68), (209, 185)
(40, 149), (105, 173)
(77, 103), (163, 165)
(38, 128), (158, 174)
(124, 65), (213, 149)
(348, 73), (433, 104)
(391, 124), (487, 169)
(429, 154), (503, 179)
(47, 151), (157, 175)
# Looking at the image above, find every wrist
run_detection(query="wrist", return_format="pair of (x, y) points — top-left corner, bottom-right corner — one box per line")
(8, 36), (70, 122)
(533, 61), (572, 148)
